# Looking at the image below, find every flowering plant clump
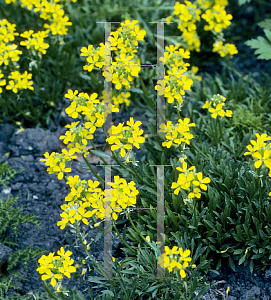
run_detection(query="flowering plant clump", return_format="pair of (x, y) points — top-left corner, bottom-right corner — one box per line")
(202, 94), (232, 118)
(106, 117), (145, 162)
(171, 156), (211, 203)
(159, 118), (195, 149)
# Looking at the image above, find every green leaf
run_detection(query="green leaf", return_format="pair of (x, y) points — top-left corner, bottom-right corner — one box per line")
(144, 186), (157, 196)
(129, 87), (143, 94)
(234, 249), (244, 255)
(258, 19), (271, 30)
(245, 36), (271, 60)
(79, 73), (91, 81)
(90, 150), (112, 158)
(69, 288), (87, 300)
(228, 256), (236, 272)
(95, 231), (103, 243)
(203, 219), (215, 229)
(238, 0), (251, 5)
(238, 254), (246, 265)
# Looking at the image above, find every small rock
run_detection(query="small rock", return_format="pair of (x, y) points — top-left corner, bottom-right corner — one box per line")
(0, 243), (12, 266)
(242, 286), (261, 300)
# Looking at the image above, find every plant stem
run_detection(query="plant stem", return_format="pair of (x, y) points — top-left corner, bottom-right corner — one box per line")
(89, 139), (119, 173)
(190, 141), (212, 162)
(257, 168), (263, 220)
(75, 223), (99, 268)
(82, 154), (105, 183)
(193, 198), (197, 228)
(129, 160), (153, 188)
(112, 222), (136, 254)
(37, 271), (60, 300)
(217, 117), (225, 142)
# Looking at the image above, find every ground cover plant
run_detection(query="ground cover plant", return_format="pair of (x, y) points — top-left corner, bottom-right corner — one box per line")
(1, 0), (271, 299)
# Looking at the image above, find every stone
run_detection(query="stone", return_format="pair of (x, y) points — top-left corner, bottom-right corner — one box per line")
(0, 242), (12, 274)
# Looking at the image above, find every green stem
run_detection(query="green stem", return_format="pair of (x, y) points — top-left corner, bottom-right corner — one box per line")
(75, 223), (99, 268)
(113, 222), (137, 254)
(36, 264), (60, 300)
(257, 169), (263, 219)
(217, 117), (225, 142)
(225, 58), (242, 78)
(193, 198), (197, 228)
(190, 141), (212, 162)
(90, 215), (103, 233)
(89, 139), (119, 173)
(174, 99), (181, 120)
(82, 154), (105, 183)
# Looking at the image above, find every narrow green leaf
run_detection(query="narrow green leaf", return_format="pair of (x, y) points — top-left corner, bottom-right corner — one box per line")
(90, 150), (112, 158)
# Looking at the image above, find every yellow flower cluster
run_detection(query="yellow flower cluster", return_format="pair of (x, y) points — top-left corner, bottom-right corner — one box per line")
(100, 89), (131, 109)
(106, 117), (145, 162)
(166, 0), (237, 58)
(9, 0), (74, 36)
(80, 19), (146, 93)
(6, 70), (34, 93)
(57, 174), (138, 228)
(202, 94), (232, 118)
(40, 148), (75, 180)
(0, 19), (19, 44)
(244, 133), (271, 177)
(173, 1), (201, 52)
(20, 30), (49, 57)
(105, 176), (139, 218)
(155, 67), (193, 106)
(58, 200), (96, 230)
(80, 43), (106, 73)
(0, 71), (6, 93)
(159, 118), (195, 149)
(157, 245), (193, 278)
(213, 40), (238, 58)
(0, 19), (36, 94)
(108, 19), (146, 55)
(62, 89), (119, 156)
(155, 44), (201, 107)
(171, 156), (211, 202)
(104, 53), (141, 90)
(0, 43), (21, 67)
(36, 247), (76, 292)
(60, 121), (96, 157)
(201, 4), (232, 33)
